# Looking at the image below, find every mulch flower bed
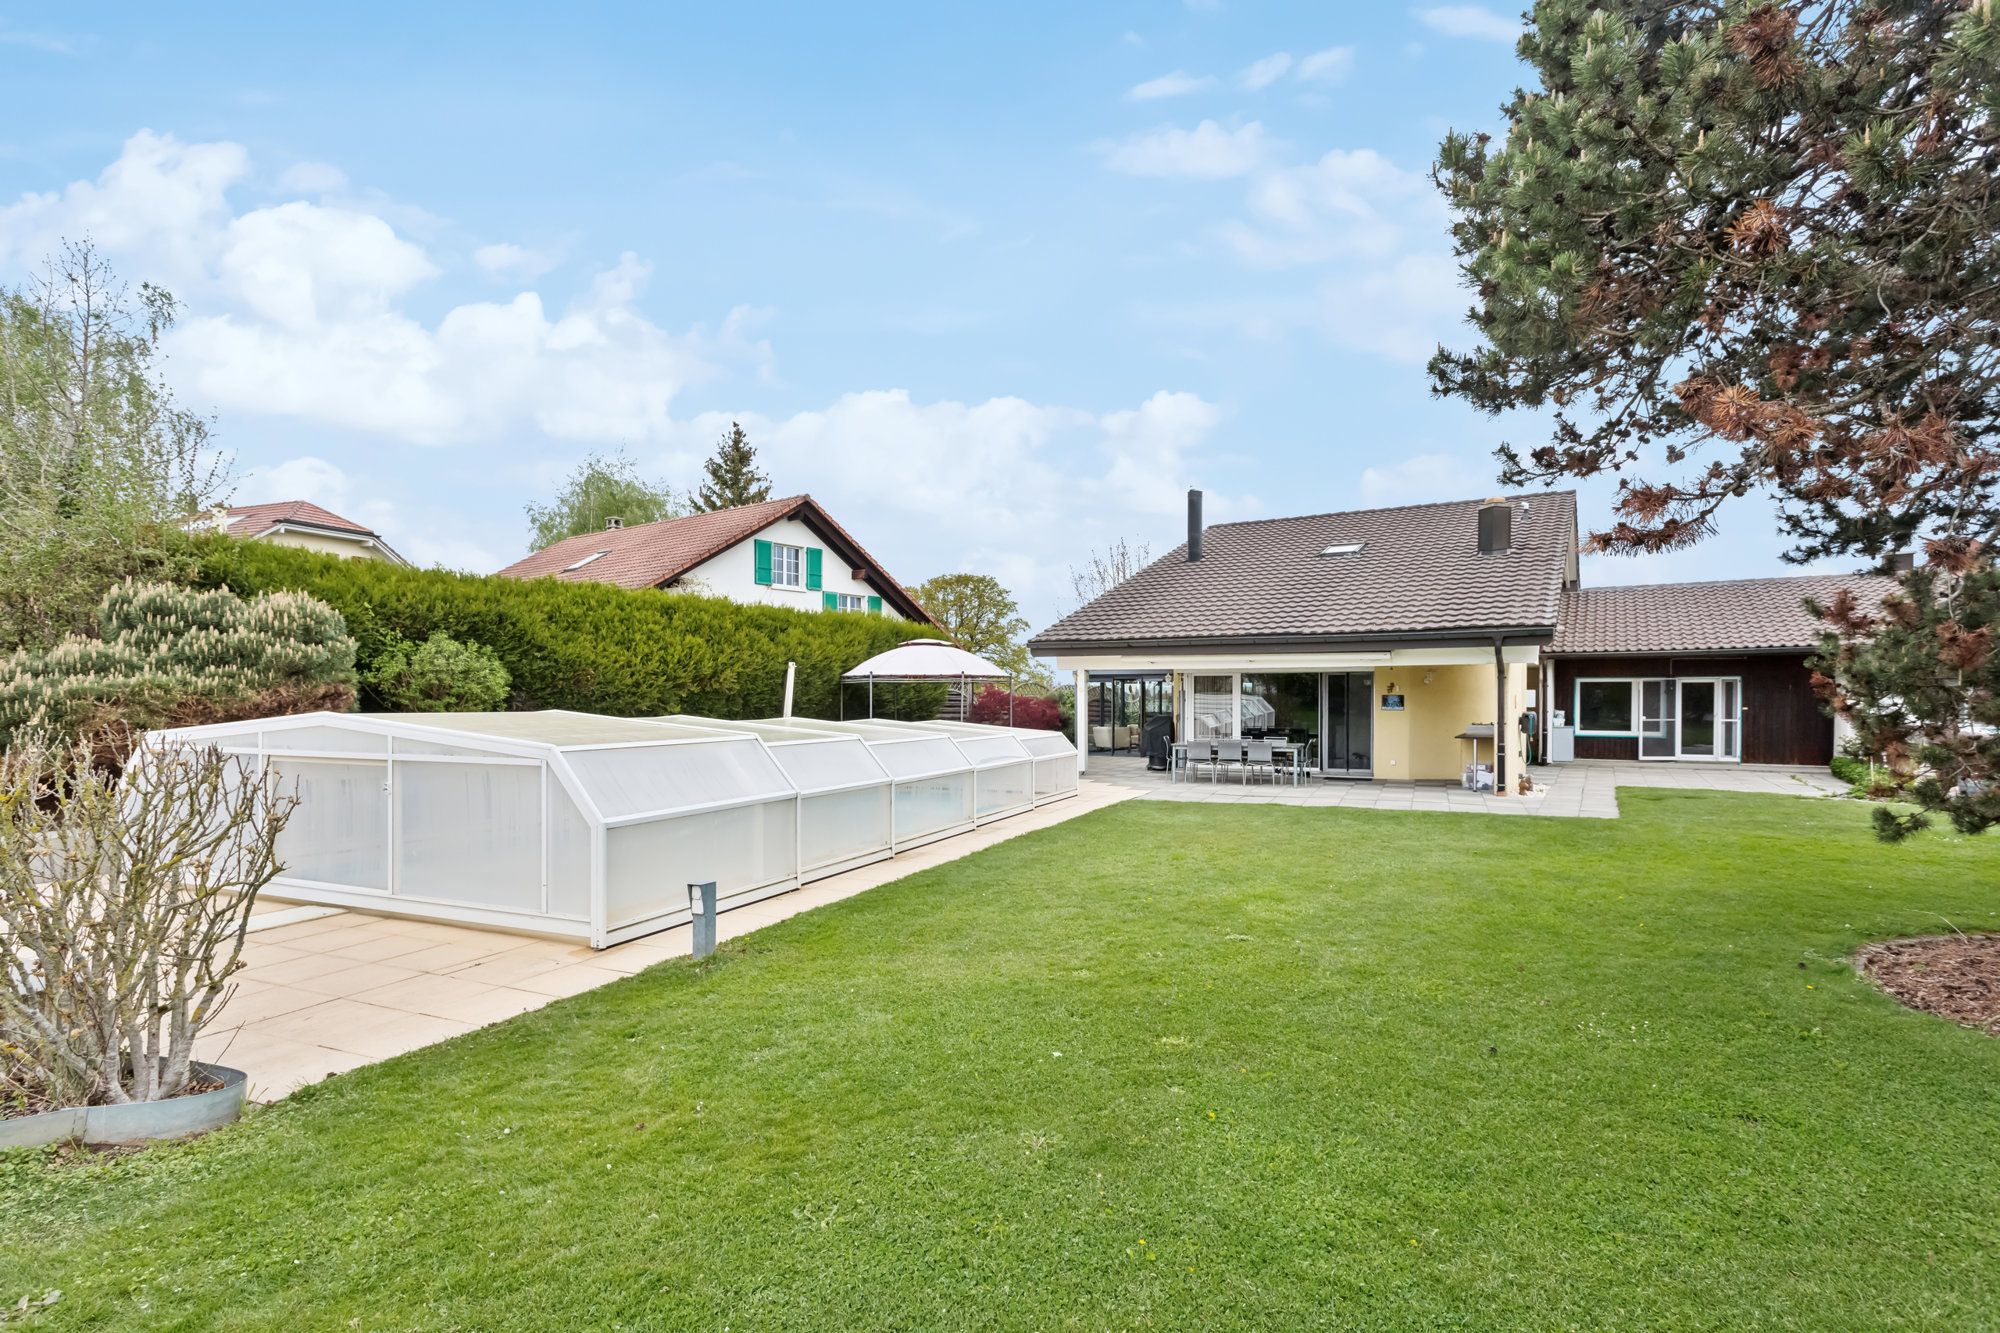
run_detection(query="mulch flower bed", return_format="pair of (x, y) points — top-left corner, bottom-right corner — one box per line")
(1854, 934), (2000, 1035)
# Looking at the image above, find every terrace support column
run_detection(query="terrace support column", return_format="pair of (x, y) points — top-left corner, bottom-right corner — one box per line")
(1493, 640), (1508, 797)
(1074, 668), (1088, 774)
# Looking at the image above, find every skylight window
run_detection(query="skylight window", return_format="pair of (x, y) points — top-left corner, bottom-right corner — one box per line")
(1320, 542), (1365, 556)
(563, 550), (610, 572)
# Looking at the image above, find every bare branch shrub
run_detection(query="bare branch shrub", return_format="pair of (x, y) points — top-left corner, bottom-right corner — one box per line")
(0, 733), (296, 1110)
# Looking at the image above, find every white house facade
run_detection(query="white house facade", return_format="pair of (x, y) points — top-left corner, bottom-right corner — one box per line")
(494, 494), (930, 623)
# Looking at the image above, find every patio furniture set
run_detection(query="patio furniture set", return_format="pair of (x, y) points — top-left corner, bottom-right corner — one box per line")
(1170, 738), (1316, 785)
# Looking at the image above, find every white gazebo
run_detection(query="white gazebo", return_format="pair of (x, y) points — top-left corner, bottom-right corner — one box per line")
(842, 638), (1013, 723)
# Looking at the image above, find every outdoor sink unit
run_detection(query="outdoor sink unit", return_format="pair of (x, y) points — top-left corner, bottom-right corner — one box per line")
(146, 709), (1077, 948)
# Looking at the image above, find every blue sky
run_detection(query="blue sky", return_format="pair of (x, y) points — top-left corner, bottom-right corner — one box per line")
(0, 2), (1841, 631)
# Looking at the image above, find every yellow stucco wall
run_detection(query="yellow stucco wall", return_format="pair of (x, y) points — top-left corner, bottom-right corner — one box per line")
(1369, 663), (1530, 786)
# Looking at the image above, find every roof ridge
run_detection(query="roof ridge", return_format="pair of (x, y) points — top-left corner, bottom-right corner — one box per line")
(1203, 489), (1576, 531)
(529, 494), (811, 551)
(1567, 570), (1886, 595)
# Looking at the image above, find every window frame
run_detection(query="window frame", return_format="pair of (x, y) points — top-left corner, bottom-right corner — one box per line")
(770, 542), (804, 588)
(1573, 677), (1640, 737)
(833, 593), (866, 612)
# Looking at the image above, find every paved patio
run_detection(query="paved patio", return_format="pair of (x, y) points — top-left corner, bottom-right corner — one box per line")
(1080, 753), (1847, 818)
(202, 781), (1136, 1101)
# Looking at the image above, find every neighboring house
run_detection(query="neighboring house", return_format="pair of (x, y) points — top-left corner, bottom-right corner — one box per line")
(211, 500), (410, 565)
(493, 494), (931, 622)
(1029, 489), (1885, 787)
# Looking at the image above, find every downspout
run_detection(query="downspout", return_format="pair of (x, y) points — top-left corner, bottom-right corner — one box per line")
(1493, 637), (1509, 796)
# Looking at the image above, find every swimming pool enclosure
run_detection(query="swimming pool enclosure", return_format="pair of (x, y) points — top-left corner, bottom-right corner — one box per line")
(147, 710), (1078, 948)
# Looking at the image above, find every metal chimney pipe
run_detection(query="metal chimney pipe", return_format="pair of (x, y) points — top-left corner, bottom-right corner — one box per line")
(1187, 489), (1204, 562)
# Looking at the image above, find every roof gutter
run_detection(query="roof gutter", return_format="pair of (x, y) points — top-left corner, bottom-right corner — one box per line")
(1029, 624), (1557, 656)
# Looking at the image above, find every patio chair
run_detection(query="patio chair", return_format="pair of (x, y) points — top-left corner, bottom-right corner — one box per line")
(1210, 739), (1245, 782)
(1244, 739), (1277, 785)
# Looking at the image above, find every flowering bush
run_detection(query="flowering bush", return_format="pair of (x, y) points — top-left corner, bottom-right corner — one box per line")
(0, 580), (357, 751)
(970, 689), (1061, 730)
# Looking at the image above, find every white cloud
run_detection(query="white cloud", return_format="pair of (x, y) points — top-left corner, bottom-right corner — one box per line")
(0, 132), (752, 448)
(1359, 451), (1477, 505)
(1294, 46), (1355, 84)
(276, 161), (348, 194)
(1099, 120), (1270, 180)
(1239, 52), (1293, 90)
(472, 241), (557, 278)
(1414, 5), (1520, 42)
(652, 388), (1244, 614)
(1125, 70), (1215, 101)
(1318, 253), (1465, 363)
(0, 129), (247, 281)
(1220, 147), (1439, 267)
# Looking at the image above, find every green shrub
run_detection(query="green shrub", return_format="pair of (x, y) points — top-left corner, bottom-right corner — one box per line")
(1830, 754), (1867, 787)
(191, 537), (931, 720)
(366, 630), (511, 711)
(0, 579), (357, 748)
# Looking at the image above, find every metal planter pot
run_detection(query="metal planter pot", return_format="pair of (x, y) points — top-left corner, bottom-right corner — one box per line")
(0, 1063), (248, 1150)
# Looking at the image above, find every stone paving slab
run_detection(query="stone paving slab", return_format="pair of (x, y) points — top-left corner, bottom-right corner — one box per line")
(1082, 754), (1846, 821)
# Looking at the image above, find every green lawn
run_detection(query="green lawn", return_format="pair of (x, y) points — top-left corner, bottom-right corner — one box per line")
(5, 791), (1999, 1330)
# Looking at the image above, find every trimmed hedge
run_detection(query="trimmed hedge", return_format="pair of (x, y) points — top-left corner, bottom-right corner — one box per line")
(192, 537), (931, 720)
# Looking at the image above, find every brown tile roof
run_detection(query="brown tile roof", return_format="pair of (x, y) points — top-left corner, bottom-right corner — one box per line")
(1551, 572), (1899, 655)
(1029, 492), (1577, 651)
(223, 500), (378, 538)
(493, 494), (931, 623)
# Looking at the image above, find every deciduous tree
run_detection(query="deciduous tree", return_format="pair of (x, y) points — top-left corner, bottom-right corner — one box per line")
(0, 242), (229, 650)
(525, 451), (683, 549)
(912, 572), (1048, 686)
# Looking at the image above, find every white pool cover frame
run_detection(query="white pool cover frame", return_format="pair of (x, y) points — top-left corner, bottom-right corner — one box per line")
(146, 709), (1076, 949)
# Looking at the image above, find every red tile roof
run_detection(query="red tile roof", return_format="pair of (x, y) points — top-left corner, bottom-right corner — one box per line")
(493, 494), (930, 622)
(222, 500), (378, 539)
(1551, 573), (1899, 655)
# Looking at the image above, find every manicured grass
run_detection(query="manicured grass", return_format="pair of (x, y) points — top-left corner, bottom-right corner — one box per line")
(5, 792), (1999, 1330)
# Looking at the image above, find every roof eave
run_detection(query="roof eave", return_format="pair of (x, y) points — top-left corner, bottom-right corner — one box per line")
(1030, 623), (1558, 656)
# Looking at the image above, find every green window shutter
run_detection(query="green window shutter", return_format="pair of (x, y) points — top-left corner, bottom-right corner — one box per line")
(753, 538), (772, 585)
(805, 547), (823, 590)
(822, 591), (838, 611)
(867, 595), (883, 614)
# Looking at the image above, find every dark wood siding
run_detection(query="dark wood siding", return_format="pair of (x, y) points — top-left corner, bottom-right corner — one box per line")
(1550, 653), (1833, 766)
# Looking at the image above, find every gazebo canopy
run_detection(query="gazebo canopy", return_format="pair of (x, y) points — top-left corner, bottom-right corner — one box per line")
(843, 638), (1007, 681)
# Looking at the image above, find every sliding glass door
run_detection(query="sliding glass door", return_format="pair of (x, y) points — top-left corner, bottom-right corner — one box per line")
(1322, 672), (1374, 776)
(1631, 676), (1742, 762)
(1086, 674), (1170, 752)
(1639, 679), (1677, 759)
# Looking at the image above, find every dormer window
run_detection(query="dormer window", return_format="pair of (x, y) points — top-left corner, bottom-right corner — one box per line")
(563, 550), (609, 572)
(1320, 542), (1365, 556)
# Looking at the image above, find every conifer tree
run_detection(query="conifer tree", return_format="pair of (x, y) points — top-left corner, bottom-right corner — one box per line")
(1432, 0), (2000, 836)
(693, 422), (773, 512)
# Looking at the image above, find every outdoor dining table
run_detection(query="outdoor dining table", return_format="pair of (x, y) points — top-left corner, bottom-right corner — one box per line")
(1170, 740), (1309, 786)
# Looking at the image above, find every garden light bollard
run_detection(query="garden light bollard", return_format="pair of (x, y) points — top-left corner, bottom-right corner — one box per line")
(688, 880), (717, 959)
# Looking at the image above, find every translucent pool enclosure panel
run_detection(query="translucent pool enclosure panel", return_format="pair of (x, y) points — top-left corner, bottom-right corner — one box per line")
(145, 710), (1076, 947)
(654, 717), (895, 880)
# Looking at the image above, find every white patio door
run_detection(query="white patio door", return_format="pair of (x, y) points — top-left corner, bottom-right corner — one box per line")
(1675, 678), (1741, 761)
(1639, 679), (1676, 760)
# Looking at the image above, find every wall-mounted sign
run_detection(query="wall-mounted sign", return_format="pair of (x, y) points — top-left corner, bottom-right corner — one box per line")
(1380, 693), (1405, 711)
